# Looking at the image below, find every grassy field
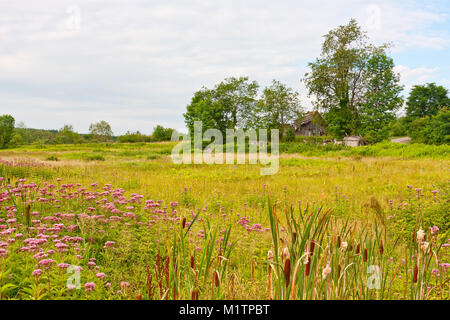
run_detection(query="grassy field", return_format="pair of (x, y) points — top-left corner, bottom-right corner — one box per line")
(0, 142), (449, 300)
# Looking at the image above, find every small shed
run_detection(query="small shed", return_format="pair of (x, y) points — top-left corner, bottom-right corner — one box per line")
(294, 111), (326, 136)
(342, 136), (368, 147)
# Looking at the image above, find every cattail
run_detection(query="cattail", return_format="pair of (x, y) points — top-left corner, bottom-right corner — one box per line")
(292, 231), (297, 243)
(284, 258), (291, 287)
(213, 270), (220, 287)
(337, 236), (341, 248)
(413, 264), (418, 283)
(379, 240), (384, 255)
(268, 250), (273, 300)
(181, 217), (186, 229)
(310, 240), (316, 255)
(251, 259), (255, 282)
(190, 255), (195, 269)
(136, 293), (142, 300)
(305, 258), (311, 276)
(26, 204), (30, 225)
(364, 248), (368, 262)
(191, 289), (198, 300)
(356, 243), (360, 255)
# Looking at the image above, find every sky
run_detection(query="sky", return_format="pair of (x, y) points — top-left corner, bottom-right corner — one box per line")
(0, 0), (449, 134)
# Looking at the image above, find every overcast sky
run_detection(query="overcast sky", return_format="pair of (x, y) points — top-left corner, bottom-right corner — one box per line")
(1, 0), (449, 134)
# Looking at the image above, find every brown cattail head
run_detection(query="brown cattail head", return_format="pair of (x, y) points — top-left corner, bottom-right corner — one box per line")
(413, 265), (418, 283)
(305, 258), (311, 276)
(213, 271), (220, 287)
(190, 255), (195, 269)
(26, 204), (30, 219)
(379, 240), (384, 255)
(310, 240), (316, 255)
(337, 236), (341, 248)
(356, 243), (360, 255)
(181, 217), (186, 229)
(364, 248), (368, 262)
(284, 258), (291, 287)
(136, 293), (142, 300)
(292, 232), (297, 243)
(191, 289), (199, 300)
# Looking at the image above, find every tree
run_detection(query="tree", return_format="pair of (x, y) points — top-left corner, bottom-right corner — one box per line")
(256, 80), (302, 137)
(214, 76), (259, 130)
(89, 121), (113, 142)
(409, 107), (450, 144)
(152, 125), (175, 141)
(56, 125), (83, 144)
(406, 83), (449, 121)
(0, 115), (15, 149)
(184, 77), (259, 139)
(303, 19), (389, 138)
(358, 53), (404, 143)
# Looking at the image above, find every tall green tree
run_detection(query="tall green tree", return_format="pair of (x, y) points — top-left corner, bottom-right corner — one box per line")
(56, 124), (83, 144)
(406, 83), (449, 120)
(0, 114), (15, 149)
(152, 125), (175, 141)
(359, 53), (404, 143)
(89, 120), (113, 142)
(303, 18), (389, 138)
(256, 80), (302, 136)
(184, 77), (259, 138)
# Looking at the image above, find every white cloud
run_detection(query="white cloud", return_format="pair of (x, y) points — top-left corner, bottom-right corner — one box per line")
(394, 65), (440, 93)
(0, 0), (448, 133)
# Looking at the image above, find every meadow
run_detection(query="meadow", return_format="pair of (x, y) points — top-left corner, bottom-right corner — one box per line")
(0, 142), (448, 300)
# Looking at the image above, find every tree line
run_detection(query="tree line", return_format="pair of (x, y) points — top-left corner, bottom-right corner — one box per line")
(183, 19), (449, 144)
(0, 117), (176, 149)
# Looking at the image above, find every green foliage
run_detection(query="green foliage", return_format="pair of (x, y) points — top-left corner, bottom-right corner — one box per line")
(255, 80), (302, 136)
(359, 53), (404, 143)
(152, 125), (175, 141)
(118, 131), (151, 143)
(46, 155), (59, 161)
(409, 108), (450, 145)
(406, 83), (449, 121)
(184, 77), (259, 139)
(89, 120), (113, 142)
(323, 103), (354, 139)
(280, 140), (449, 158)
(0, 114), (15, 149)
(303, 19), (396, 139)
(389, 117), (408, 137)
(55, 125), (83, 144)
(284, 127), (296, 142)
(84, 154), (106, 161)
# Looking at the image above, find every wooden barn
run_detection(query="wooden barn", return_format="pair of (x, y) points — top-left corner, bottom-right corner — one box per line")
(293, 111), (326, 136)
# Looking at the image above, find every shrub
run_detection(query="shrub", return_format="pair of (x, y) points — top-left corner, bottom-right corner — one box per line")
(46, 155), (59, 161)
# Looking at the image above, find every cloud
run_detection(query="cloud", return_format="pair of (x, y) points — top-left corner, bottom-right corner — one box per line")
(394, 65), (440, 93)
(0, 0), (448, 133)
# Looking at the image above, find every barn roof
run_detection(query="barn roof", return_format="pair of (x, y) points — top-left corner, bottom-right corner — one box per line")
(300, 111), (316, 125)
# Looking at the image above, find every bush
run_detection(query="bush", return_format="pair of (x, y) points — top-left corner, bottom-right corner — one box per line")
(408, 108), (450, 145)
(389, 117), (408, 137)
(84, 154), (105, 161)
(46, 155), (59, 161)
(283, 128), (296, 142)
(152, 125), (175, 141)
